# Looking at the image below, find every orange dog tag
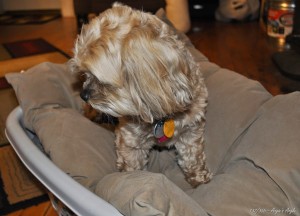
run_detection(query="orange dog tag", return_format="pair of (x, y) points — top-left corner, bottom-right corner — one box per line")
(163, 119), (175, 138)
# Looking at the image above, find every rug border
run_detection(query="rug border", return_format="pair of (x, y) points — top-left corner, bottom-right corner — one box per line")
(0, 38), (70, 90)
(2, 38), (70, 59)
(0, 10), (61, 25)
(0, 154), (49, 215)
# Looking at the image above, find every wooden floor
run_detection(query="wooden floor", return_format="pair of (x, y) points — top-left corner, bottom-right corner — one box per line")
(187, 20), (300, 95)
(6, 202), (58, 216)
(1, 15), (300, 215)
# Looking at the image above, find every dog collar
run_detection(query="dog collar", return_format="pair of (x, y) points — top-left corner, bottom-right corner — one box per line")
(153, 118), (175, 143)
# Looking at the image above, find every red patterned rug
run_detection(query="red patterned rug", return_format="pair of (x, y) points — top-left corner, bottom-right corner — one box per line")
(0, 38), (69, 89)
(0, 145), (49, 215)
(0, 10), (60, 25)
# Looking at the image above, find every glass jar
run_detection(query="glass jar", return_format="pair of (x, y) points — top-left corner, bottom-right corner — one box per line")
(267, 0), (295, 38)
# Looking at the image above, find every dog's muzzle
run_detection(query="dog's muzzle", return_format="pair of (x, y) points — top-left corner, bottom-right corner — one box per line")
(80, 89), (91, 102)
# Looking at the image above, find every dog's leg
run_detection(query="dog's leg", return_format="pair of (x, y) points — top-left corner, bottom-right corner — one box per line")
(175, 130), (212, 187)
(115, 126), (152, 171)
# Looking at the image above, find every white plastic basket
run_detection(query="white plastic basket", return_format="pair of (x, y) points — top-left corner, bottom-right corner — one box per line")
(5, 107), (122, 216)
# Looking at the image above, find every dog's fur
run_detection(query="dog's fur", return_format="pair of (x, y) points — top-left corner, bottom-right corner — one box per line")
(70, 3), (212, 187)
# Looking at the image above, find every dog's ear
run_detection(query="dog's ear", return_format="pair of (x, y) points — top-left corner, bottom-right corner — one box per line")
(121, 28), (194, 123)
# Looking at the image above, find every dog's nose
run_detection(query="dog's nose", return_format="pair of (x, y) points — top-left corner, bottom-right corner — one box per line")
(80, 89), (91, 102)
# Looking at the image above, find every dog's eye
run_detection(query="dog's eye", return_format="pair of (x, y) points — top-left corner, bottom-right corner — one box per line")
(80, 71), (116, 92)
(97, 82), (115, 91)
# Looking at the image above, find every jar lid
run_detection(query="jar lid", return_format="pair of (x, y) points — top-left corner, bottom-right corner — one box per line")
(269, 0), (295, 9)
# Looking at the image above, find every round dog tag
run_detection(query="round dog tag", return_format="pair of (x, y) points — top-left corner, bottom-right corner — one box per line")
(163, 119), (175, 138)
(153, 120), (165, 138)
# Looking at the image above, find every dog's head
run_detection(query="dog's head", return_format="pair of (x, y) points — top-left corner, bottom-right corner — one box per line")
(70, 3), (196, 123)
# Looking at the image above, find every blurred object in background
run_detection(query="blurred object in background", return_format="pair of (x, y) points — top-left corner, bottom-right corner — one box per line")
(60, 0), (75, 17)
(189, 0), (219, 19)
(272, 0), (300, 79)
(215, 0), (260, 21)
(165, 0), (191, 33)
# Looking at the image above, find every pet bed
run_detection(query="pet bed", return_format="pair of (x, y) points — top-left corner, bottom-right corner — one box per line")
(5, 10), (300, 216)
(5, 107), (122, 216)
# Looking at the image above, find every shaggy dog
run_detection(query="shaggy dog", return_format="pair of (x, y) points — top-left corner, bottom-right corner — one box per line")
(70, 3), (212, 187)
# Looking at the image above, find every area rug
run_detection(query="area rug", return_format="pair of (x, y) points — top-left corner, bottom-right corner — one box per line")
(0, 10), (61, 25)
(5, 201), (57, 216)
(0, 38), (69, 89)
(0, 145), (49, 215)
(0, 38), (69, 214)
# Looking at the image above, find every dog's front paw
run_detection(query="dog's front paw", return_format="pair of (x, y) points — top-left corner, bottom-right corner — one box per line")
(186, 170), (212, 188)
(116, 156), (132, 171)
(116, 155), (145, 172)
(116, 159), (126, 171)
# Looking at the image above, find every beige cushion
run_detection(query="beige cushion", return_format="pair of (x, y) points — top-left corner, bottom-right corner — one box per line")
(6, 62), (117, 190)
(5, 62), (82, 131)
(203, 68), (272, 173)
(29, 108), (117, 190)
(186, 93), (300, 215)
(95, 171), (208, 216)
